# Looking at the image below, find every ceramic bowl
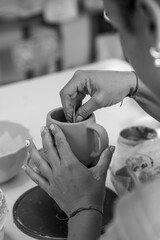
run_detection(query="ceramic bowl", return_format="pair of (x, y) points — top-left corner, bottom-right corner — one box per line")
(0, 121), (30, 184)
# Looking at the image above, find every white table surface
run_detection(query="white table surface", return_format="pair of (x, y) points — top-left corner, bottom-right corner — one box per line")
(0, 59), (159, 240)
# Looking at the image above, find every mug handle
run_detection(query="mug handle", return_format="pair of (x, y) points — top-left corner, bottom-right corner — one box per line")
(87, 122), (109, 158)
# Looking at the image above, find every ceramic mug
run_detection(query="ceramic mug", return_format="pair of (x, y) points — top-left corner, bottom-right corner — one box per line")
(116, 126), (157, 155)
(46, 107), (109, 167)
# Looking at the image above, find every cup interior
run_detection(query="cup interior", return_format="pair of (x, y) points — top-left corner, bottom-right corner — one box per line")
(50, 108), (67, 123)
(49, 108), (92, 124)
(120, 126), (157, 141)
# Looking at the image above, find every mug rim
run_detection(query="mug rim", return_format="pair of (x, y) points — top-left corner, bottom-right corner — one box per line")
(47, 107), (94, 125)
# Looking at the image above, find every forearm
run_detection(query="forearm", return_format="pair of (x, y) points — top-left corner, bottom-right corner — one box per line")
(118, 71), (160, 121)
(108, 70), (160, 121)
(132, 78), (160, 122)
(68, 210), (103, 240)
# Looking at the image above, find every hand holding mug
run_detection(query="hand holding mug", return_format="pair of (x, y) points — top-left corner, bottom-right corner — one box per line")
(46, 107), (109, 167)
(23, 125), (115, 216)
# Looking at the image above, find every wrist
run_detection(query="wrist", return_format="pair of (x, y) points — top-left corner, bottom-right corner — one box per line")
(69, 197), (104, 216)
(68, 207), (103, 240)
(68, 206), (103, 220)
(114, 71), (137, 100)
(68, 209), (103, 227)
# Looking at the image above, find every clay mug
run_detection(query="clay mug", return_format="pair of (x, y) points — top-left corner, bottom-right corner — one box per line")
(46, 107), (109, 167)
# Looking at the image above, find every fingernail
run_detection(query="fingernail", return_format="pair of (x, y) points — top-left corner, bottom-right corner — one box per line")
(50, 124), (55, 131)
(109, 145), (115, 153)
(76, 115), (83, 122)
(25, 139), (31, 147)
(22, 164), (27, 171)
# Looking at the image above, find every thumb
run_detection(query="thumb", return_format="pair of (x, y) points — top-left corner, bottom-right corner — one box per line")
(76, 96), (100, 122)
(91, 145), (115, 180)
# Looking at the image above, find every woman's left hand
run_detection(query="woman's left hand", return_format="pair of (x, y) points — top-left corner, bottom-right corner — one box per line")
(23, 125), (115, 217)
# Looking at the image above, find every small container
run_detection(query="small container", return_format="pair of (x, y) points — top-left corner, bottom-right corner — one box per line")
(116, 126), (157, 155)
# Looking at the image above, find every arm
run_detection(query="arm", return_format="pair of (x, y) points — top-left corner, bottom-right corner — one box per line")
(68, 210), (103, 240)
(60, 70), (160, 123)
(133, 78), (160, 122)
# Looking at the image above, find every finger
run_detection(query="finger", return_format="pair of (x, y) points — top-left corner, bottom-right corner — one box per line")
(40, 126), (60, 168)
(60, 90), (84, 123)
(76, 95), (100, 122)
(50, 124), (77, 163)
(60, 72), (87, 122)
(22, 164), (53, 197)
(25, 139), (53, 180)
(38, 148), (48, 161)
(60, 82), (78, 122)
(91, 145), (115, 180)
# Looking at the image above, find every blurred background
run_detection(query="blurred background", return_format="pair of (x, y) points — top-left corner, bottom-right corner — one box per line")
(0, 0), (124, 85)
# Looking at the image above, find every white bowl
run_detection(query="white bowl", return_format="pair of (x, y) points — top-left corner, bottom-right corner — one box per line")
(0, 121), (30, 184)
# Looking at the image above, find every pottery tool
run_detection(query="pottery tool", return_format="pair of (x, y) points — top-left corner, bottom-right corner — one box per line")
(72, 105), (76, 123)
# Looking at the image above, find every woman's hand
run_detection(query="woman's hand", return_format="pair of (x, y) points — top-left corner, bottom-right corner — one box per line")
(23, 125), (115, 216)
(60, 70), (136, 122)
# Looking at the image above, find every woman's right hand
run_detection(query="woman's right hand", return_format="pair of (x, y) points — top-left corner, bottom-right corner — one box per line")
(60, 70), (136, 122)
